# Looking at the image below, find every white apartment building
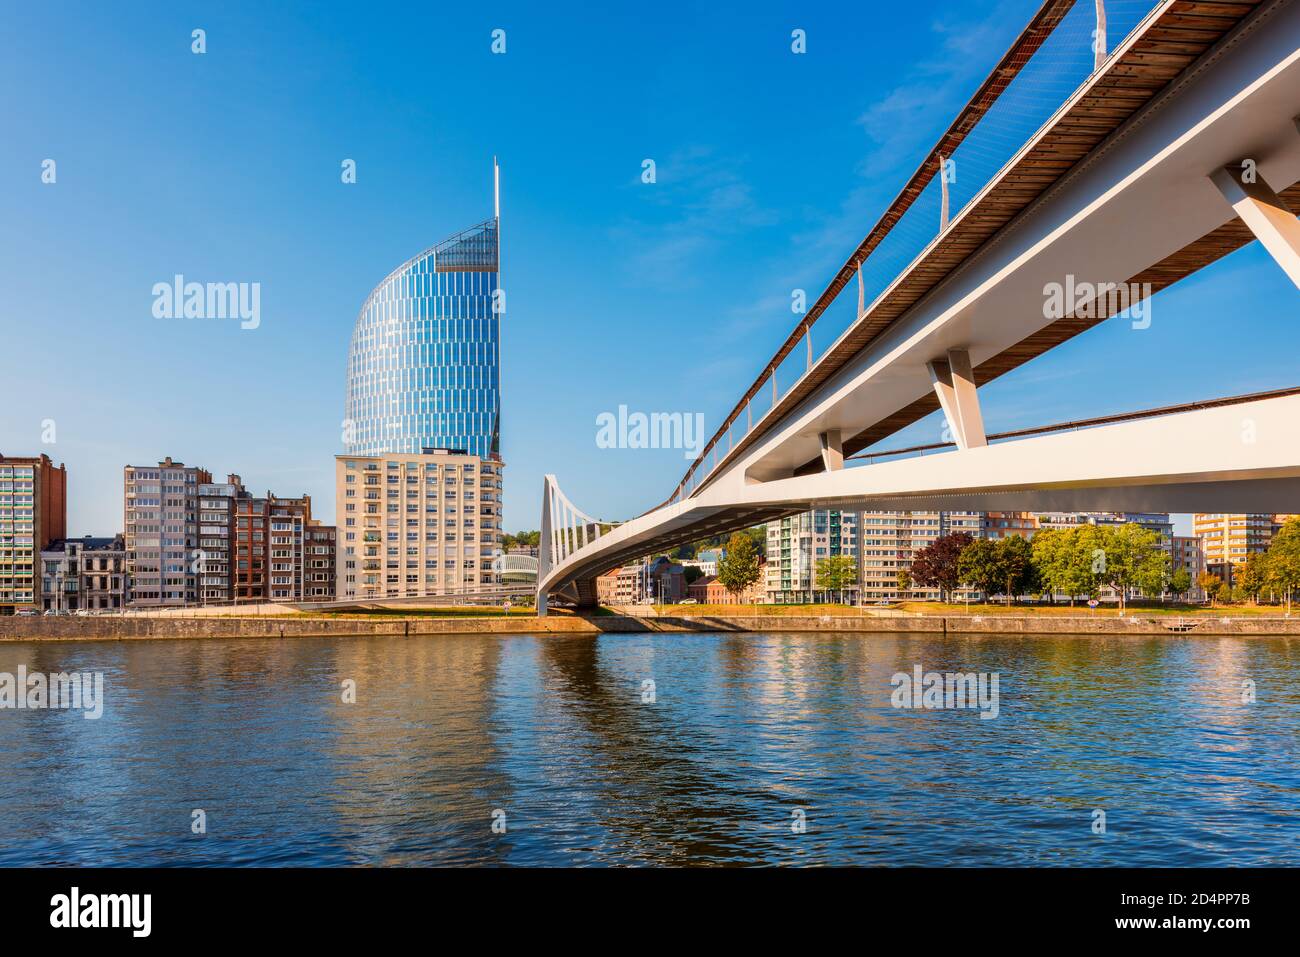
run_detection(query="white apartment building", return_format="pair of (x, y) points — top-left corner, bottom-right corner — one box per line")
(765, 510), (858, 604)
(124, 458), (209, 606)
(335, 449), (504, 600)
(1191, 513), (1290, 584)
(859, 511), (984, 602)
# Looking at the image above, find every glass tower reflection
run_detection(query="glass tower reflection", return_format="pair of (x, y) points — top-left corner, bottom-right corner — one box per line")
(344, 217), (500, 458)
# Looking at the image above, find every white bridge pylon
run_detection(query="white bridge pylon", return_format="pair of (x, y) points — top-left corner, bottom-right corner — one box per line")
(538, 474), (620, 612)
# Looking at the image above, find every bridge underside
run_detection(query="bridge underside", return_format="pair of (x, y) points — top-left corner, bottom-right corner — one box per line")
(833, 184), (1300, 466)
(546, 504), (801, 605)
(692, 0), (1300, 491)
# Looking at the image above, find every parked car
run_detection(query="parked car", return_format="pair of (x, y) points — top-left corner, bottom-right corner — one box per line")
(16, 608), (39, 617)
(678, 598), (698, 605)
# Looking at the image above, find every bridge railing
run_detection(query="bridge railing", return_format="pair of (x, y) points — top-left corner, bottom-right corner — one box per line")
(663, 0), (1165, 509)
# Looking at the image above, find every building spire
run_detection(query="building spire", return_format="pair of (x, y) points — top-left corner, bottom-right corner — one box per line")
(493, 156), (500, 220)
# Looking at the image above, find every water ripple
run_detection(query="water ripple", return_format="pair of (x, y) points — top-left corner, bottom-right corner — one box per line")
(0, 632), (1296, 866)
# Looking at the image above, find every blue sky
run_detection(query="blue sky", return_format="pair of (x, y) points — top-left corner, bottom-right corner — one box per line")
(3, 0), (1296, 538)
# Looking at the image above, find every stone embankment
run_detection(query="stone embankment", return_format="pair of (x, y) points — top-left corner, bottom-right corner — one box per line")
(3, 612), (1297, 641)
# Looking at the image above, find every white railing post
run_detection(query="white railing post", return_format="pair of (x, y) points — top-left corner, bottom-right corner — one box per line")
(565, 504), (576, 559)
(1093, 0), (1107, 71)
(558, 502), (567, 562)
(550, 486), (562, 565)
(939, 155), (951, 232)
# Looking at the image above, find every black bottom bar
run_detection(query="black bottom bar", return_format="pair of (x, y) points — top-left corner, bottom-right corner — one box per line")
(0, 867), (1285, 942)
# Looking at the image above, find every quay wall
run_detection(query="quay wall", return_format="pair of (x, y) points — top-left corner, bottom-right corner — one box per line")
(3, 613), (1299, 641)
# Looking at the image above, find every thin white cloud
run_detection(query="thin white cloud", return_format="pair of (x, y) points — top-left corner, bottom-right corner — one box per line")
(612, 146), (778, 288)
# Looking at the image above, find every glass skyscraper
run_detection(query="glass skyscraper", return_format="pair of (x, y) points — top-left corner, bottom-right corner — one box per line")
(344, 214), (501, 458)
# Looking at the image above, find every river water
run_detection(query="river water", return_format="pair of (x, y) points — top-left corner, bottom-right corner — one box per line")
(0, 631), (1296, 866)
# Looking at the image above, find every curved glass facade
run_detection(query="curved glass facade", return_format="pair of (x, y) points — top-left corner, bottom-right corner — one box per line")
(344, 218), (500, 458)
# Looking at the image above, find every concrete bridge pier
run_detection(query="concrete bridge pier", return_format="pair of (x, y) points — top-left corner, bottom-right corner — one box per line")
(573, 578), (598, 608)
(534, 579), (596, 616)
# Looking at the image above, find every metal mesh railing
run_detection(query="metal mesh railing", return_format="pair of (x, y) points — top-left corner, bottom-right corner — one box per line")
(665, 0), (1167, 508)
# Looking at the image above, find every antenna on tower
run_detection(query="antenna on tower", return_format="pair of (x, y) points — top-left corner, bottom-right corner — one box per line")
(493, 156), (500, 220)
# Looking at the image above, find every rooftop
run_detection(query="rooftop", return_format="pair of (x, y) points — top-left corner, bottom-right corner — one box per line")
(44, 535), (125, 554)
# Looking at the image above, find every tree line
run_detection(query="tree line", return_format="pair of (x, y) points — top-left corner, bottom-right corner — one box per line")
(621, 517), (1300, 611)
(502, 531), (540, 550)
(696, 523), (1174, 609)
(907, 523), (1171, 611)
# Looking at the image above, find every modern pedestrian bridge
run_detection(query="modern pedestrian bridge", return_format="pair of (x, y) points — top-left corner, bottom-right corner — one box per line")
(539, 0), (1300, 609)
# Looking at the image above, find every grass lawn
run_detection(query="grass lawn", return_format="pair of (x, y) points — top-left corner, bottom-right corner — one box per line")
(291, 606), (546, 620)
(895, 601), (1291, 617)
(628, 601), (1295, 618)
(643, 603), (875, 617)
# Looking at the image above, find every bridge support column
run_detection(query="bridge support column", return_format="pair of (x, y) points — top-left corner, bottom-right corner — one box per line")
(574, 578), (598, 609)
(1210, 163), (1300, 291)
(926, 348), (987, 450)
(819, 429), (844, 471)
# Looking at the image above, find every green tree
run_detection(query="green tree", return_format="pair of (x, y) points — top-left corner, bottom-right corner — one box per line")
(1235, 552), (1267, 605)
(1030, 528), (1064, 604)
(957, 536), (1035, 604)
(1213, 579), (1232, 605)
(1094, 524), (1168, 613)
(1264, 518), (1300, 613)
(682, 565), (705, 586)
(502, 530), (541, 550)
(1197, 571), (1221, 606)
(716, 532), (762, 604)
(815, 554), (858, 605)
(895, 568), (912, 601)
(689, 526), (766, 561)
(1075, 524), (1111, 603)
(1033, 526), (1098, 606)
(996, 535), (1035, 604)
(1168, 566), (1192, 601)
(957, 538), (1003, 600)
